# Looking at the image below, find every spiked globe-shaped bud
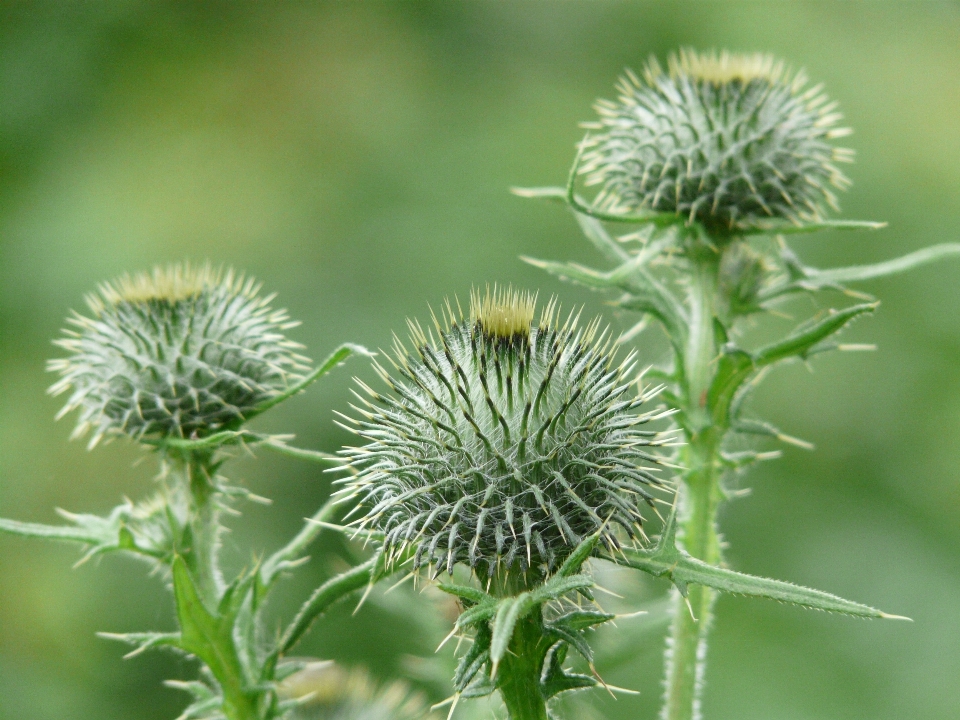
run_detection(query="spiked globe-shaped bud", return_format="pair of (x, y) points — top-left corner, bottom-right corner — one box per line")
(579, 49), (854, 233)
(340, 288), (672, 580)
(48, 263), (309, 446)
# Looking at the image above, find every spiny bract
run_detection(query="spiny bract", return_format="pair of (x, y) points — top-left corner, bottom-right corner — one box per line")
(339, 287), (673, 579)
(48, 263), (309, 446)
(579, 49), (853, 232)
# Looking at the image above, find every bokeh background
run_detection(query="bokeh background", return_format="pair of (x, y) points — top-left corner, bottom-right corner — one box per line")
(2, 2), (959, 719)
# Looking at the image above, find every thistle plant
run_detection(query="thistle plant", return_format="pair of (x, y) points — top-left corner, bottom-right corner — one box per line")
(516, 49), (960, 720)
(334, 287), (674, 719)
(0, 263), (386, 720)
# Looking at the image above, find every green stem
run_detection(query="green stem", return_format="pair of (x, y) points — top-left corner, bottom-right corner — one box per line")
(663, 249), (723, 720)
(497, 609), (550, 720)
(183, 456), (224, 607)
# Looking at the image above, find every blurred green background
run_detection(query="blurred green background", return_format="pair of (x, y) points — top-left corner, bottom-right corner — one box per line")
(2, 2), (959, 719)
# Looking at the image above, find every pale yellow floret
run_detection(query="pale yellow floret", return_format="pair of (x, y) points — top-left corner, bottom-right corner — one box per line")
(470, 284), (537, 339)
(665, 49), (787, 86)
(86, 262), (259, 313)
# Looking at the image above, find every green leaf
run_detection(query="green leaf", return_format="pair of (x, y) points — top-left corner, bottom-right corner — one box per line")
(457, 602), (500, 629)
(0, 503), (166, 562)
(541, 670), (597, 699)
(754, 303), (877, 366)
(98, 631), (182, 659)
(759, 243), (960, 304)
(706, 348), (755, 429)
(551, 610), (615, 632)
(813, 243), (960, 284)
(570, 209), (631, 264)
(533, 574), (594, 604)
(460, 673), (498, 699)
(260, 499), (342, 591)
(489, 593), (536, 672)
(544, 623), (594, 663)
(740, 219), (887, 236)
(0, 515), (117, 546)
(171, 557), (257, 717)
(557, 532), (601, 577)
(614, 508), (907, 619)
(437, 582), (492, 606)
(278, 558), (376, 654)
(453, 623), (492, 691)
(247, 342), (373, 419)
(522, 257), (621, 291)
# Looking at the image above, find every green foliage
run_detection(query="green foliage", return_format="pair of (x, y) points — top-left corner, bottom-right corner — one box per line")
(437, 534), (613, 714)
(1, 276), (377, 720)
(518, 48), (960, 720)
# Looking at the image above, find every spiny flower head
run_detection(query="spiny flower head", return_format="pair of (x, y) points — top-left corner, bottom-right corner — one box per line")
(339, 286), (673, 581)
(579, 49), (854, 233)
(48, 263), (310, 447)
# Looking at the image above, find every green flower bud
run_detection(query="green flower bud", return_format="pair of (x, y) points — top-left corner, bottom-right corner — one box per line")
(579, 49), (853, 233)
(339, 287), (672, 580)
(48, 263), (309, 447)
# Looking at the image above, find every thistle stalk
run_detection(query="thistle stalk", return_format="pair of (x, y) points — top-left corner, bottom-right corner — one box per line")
(180, 454), (225, 607)
(664, 248), (723, 720)
(520, 47), (945, 720)
(0, 263), (375, 720)
(496, 611), (550, 720)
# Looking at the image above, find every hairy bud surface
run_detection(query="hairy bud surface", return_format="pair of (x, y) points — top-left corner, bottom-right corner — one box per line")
(579, 49), (853, 232)
(49, 263), (309, 446)
(340, 287), (672, 579)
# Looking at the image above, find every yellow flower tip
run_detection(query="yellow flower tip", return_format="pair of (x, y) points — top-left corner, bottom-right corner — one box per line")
(665, 48), (788, 87)
(87, 262), (257, 312)
(471, 284), (537, 341)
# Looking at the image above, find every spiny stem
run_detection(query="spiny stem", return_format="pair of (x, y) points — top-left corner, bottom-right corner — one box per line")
(663, 249), (723, 720)
(497, 609), (550, 720)
(663, 433), (722, 720)
(182, 455), (224, 607)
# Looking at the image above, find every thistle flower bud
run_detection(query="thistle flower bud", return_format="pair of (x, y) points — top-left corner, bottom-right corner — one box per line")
(48, 263), (310, 446)
(579, 49), (853, 232)
(340, 287), (672, 580)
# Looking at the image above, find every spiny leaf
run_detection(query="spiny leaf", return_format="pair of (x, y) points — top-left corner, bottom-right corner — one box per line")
(456, 601), (500, 629)
(246, 342), (373, 420)
(489, 594), (536, 671)
(278, 558), (376, 654)
(706, 348), (755, 429)
(813, 243), (960, 284)
(453, 624), (492, 691)
(0, 516), (118, 546)
(741, 219), (887, 236)
(557, 532), (601, 577)
(541, 670), (597, 699)
(754, 303), (877, 366)
(615, 518), (906, 619)
(521, 257), (622, 291)
(437, 582), (492, 606)
(98, 631), (182, 659)
(544, 623), (594, 663)
(171, 555), (256, 716)
(460, 674), (498, 699)
(550, 610), (615, 632)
